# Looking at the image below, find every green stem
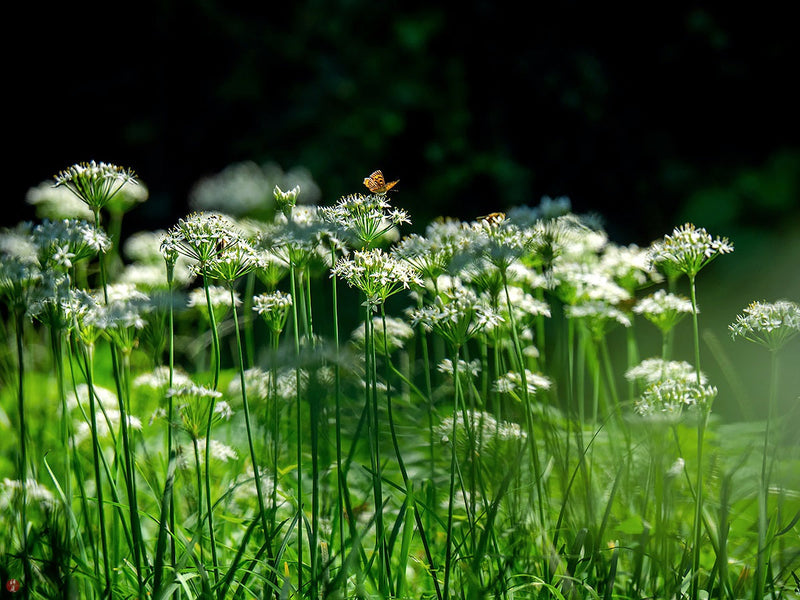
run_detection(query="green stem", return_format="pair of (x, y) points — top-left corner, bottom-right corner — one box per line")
(289, 262), (304, 594)
(754, 350), (779, 600)
(201, 274), (221, 585)
(330, 245), (347, 589)
(501, 272), (546, 533)
(381, 308), (443, 600)
(14, 309), (32, 595)
(365, 301), (389, 597)
(688, 272), (706, 600)
(443, 343), (462, 600)
(229, 285), (271, 541)
(83, 343), (113, 597)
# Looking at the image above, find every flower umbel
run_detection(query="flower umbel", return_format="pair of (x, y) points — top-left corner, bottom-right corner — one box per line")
(332, 248), (422, 309)
(649, 223), (733, 279)
(253, 290), (293, 334)
(54, 161), (138, 215)
(729, 300), (800, 351)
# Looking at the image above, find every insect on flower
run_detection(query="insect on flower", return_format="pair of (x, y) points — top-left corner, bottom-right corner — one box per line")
(477, 212), (506, 225)
(363, 170), (399, 195)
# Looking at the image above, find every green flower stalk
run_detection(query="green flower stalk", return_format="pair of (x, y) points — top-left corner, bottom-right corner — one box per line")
(633, 289), (694, 362)
(649, 222), (732, 598)
(410, 288), (502, 598)
(730, 299), (800, 600)
(167, 383), (228, 581)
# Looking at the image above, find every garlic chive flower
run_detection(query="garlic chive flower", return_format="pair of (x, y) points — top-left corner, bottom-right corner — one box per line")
(27, 273), (74, 330)
(393, 232), (454, 287)
(53, 161), (138, 215)
(454, 217), (543, 275)
(409, 287), (502, 347)
(31, 219), (111, 271)
(729, 300), (800, 351)
(634, 378), (718, 418)
(649, 223), (734, 279)
(493, 369), (553, 396)
(176, 439), (238, 469)
(274, 184), (300, 217)
(332, 248), (423, 309)
(633, 289), (694, 334)
(162, 211), (239, 266)
(257, 205), (328, 270)
(0, 255), (41, 312)
(83, 284), (152, 353)
(437, 409), (527, 454)
(320, 193), (410, 248)
(202, 238), (260, 282)
(253, 290), (293, 334)
(625, 358), (707, 387)
(167, 383), (227, 441)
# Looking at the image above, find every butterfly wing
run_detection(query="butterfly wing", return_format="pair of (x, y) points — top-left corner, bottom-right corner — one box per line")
(364, 170), (398, 194)
(364, 170), (385, 193)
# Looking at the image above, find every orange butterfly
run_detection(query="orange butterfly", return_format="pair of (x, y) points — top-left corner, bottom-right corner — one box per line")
(363, 170), (399, 195)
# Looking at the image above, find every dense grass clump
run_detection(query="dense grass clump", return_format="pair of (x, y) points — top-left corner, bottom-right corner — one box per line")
(1, 162), (798, 599)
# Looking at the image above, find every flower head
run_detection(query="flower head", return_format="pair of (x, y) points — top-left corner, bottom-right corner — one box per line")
(633, 289), (694, 333)
(729, 300), (800, 351)
(31, 219), (111, 270)
(320, 193), (410, 249)
(332, 248), (423, 308)
(625, 358), (707, 387)
(162, 211), (240, 266)
(53, 161), (138, 214)
(274, 184), (300, 216)
(202, 238), (260, 283)
(649, 223), (733, 279)
(409, 287), (502, 347)
(253, 290), (293, 334)
(351, 315), (415, 355)
(167, 383), (226, 440)
(634, 378), (717, 419)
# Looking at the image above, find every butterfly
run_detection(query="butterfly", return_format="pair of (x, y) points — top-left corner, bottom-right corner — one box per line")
(363, 170), (399, 195)
(477, 212), (506, 225)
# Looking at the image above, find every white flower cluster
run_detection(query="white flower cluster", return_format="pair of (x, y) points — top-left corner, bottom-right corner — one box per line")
(625, 358), (706, 387)
(729, 299), (800, 351)
(320, 193), (410, 248)
(649, 223), (734, 278)
(409, 288), (503, 346)
(493, 369), (552, 396)
(53, 161), (138, 212)
(332, 248), (423, 307)
(634, 378), (717, 418)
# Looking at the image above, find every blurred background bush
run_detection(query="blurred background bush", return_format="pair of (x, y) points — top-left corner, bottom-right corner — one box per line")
(6, 2), (800, 421)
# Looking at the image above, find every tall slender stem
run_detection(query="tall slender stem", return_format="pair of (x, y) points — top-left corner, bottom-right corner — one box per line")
(14, 309), (33, 594)
(229, 285), (270, 539)
(688, 273), (705, 599)
(289, 262), (304, 594)
(201, 273), (221, 584)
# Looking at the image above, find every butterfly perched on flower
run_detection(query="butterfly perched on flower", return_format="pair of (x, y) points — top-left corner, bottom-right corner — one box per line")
(477, 212), (506, 226)
(363, 170), (399, 195)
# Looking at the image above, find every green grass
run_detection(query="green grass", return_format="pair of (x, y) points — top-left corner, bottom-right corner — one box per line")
(0, 166), (799, 599)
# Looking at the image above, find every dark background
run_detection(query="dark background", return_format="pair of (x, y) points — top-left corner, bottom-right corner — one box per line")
(6, 2), (800, 419)
(8, 2), (799, 242)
